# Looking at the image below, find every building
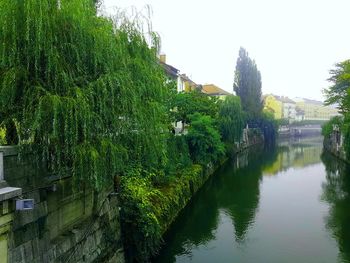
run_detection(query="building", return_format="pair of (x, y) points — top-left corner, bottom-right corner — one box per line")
(295, 108), (305, 122)
(278, 96), (296, 120)
(179, 74), (200, 92)
(263, 95), (283, 119)
(159, 55), (183, 92)
(201, 84), (232, 100)
(294, 97), (339, 121)
(159, 54), (199, 93)
(264, 94), (296, 120)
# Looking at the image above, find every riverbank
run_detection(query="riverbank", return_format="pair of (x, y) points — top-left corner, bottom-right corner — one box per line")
(0, 147), (125, 263)
(323, 131), (348, 163)
(120, 133), (264, 262)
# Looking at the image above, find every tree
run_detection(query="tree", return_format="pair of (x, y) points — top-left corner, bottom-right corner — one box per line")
(218, 95), (245, 143)
(0, 0), (170, 188)
(186, 113), (225, 165)
(324, 60), (350, 114)
(172, 90), (218, 132)
(233, 47), (263, 119)
(324, 59), (350, 159)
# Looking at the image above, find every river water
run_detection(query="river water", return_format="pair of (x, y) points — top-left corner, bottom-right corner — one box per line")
(154, 137), (350, 263)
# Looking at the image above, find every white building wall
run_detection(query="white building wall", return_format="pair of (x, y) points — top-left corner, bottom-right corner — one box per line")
(177, 76), (184, 92)
(283, 102), (296, 121)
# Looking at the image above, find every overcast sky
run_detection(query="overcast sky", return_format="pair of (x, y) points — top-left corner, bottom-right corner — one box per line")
(101, 0), (350, 101)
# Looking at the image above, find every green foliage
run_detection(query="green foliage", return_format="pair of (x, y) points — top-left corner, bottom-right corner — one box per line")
(233, 47), (263, 119)
(342, 117), (350, 160)
(324, 59), (350, 159)
(218, 95), (245, 143)
(0, 0), (170, 188)
(120, 165), (203, 262)
(120, 174), (163, 262)
(165, 135), (192, 176)
(172, 90), (218, 132)
(248, 111), (278, 144)
(324, 60), (350, 113)
(322, 116), (343, 137)
(0, 126), (6, 145)
(186, 113), (225, 165)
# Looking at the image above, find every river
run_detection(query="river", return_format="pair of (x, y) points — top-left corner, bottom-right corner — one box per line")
(154, 137), (350, 263)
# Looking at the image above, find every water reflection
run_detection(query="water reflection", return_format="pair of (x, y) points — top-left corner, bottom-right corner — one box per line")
(155, 138), (327, 263)
(321, 153), (350, 263)
(264, 137), (323, 175)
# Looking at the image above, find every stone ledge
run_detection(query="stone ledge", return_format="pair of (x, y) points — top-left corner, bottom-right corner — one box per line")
(0, 187), (22, 202)
(0, 146), (18, 157)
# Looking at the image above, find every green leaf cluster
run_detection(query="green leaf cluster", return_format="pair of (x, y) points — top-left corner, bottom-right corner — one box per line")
(0, 126), (6, 145)
(186, 113), (225, 165)
(233, 47), (263, 119)
(0, 0), (169, 188)
(218, 95), (245, 144)
(324, 60), (350, 114)
(322, 116), (343, 137)
(120, 165), (203, 262)
(172, 90), (219, 132)
(324, 60), (350, 158)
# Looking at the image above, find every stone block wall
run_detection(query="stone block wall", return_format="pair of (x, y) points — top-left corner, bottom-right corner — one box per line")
(323, 130), (347, 162)
(0, 147), (125, 263)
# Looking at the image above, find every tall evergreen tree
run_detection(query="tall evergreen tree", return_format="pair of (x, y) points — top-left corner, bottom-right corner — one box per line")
(233, 47), (263, 119)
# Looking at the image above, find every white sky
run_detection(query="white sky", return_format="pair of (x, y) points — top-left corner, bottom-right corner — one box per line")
(101, 0), (350, 101)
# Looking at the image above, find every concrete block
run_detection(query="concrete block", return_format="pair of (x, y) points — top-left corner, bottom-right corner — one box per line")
(0, 214), (13, 227)
(25, 191), (40, 204)
(0, 188), (22, 202)
(13, 201), (47, 230)
(13, 222), (39, 247)
(9, 245), (24, 263)
(2, 200), (9, 215)
(0, 147), (18, 157)
(0, 223), (10, 236)
(0, 234), (8, 263)
(22, 240), (34, 261)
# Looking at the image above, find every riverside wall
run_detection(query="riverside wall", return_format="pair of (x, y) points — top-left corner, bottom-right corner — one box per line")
(0, 146), (125, 263)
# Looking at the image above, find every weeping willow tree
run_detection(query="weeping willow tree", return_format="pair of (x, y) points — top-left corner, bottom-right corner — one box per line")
(218, 95), (245, 144)
(0, 0), (170, 188)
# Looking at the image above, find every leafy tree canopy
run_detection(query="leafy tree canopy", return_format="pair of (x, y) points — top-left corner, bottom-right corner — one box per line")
(233, 47), (263, 119)
(186, 113), (225, 165)
(0, 0), (170, 188)
(172, 90), (218, 131)
(324, 60), (350, 113)
(218, 95), (245, 143)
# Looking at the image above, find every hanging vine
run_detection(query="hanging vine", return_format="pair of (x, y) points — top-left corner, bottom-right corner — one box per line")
(0, 0), (170, 188)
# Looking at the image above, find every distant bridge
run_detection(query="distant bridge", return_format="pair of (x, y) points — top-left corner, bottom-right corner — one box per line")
(279, 125), (322, 137)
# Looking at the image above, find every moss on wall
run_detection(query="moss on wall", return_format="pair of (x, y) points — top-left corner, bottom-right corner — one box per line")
(120, 165), (205, 262)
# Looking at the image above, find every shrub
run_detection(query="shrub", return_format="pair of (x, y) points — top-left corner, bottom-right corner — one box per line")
(322, 116), (343, 137)
(186, 113), (225, 165)
(120, 165), (203, 262)
(0, 127), (6, 145)
(165, 135), (192, 175)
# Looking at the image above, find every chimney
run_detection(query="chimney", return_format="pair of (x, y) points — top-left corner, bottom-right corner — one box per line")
(160, 54), (166, 63)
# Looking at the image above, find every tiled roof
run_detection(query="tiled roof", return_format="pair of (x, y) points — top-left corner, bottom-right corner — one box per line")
(202, 84), (231, 96)
(160, 62), (179, 79)
(274, 95), (295, 104)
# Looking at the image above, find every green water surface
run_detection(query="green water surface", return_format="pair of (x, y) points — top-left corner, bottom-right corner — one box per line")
(154, 137), (350, 263)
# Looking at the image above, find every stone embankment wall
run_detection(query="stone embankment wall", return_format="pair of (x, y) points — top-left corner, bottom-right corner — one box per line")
(323, 130), (347, 162)
(0, 147), (125, 263)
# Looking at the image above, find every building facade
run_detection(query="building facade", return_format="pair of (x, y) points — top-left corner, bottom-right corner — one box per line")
(294, 97), (339, 121)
